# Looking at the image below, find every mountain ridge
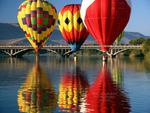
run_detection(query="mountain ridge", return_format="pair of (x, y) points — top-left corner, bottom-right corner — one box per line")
(0, 23), (149, 44)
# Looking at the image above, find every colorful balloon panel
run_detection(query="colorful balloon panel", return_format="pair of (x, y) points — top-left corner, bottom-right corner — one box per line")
(18, 0), (57, 52)
(81, 0), (131, 51)
(58, 4), (89, 52)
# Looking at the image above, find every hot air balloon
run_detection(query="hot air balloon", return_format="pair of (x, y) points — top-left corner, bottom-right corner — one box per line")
(18, 0), (57, 53)
(81, 62), (130, 113)
(58, 4), (89, 55)
(80, 0), (131, 56)
(18, 58), (57, 113)
(58, 66), (89, 112)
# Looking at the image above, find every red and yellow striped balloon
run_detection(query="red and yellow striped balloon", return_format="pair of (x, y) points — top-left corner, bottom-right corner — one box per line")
(18, 0), (57, 53)
(58, 4), (89, 52)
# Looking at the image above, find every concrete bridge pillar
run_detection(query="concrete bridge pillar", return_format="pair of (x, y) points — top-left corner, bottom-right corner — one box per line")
(10, 49), (14, 56)
(110, 49), (115, 58)
(110, 49), (113, 56)
(110, 54), (116, 58)
(107, 49), (116, 58)
(10, 49), (13, 55)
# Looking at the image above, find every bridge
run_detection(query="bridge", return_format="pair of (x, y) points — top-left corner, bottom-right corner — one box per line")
(0, 38), (142, 57)
(0, 45), (141, 57)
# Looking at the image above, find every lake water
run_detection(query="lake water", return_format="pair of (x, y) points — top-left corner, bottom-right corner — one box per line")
(0, 56), (150, 113)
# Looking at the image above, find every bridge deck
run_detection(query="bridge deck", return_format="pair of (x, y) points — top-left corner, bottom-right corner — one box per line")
(0, 45), (142, 57)
(0, 45), (142, 49)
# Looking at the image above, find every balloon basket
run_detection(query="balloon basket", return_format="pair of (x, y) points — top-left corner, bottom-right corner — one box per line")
(102, 54), (108, 62)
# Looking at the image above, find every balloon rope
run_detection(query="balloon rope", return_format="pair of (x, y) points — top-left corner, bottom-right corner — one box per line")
(102, 52), (108, 62)
(35, 53), (39, 66)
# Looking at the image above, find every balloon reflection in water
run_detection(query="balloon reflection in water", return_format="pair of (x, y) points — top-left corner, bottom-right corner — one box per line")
(83, 62), (130, 113)
(18, 62), (56, 113)
(58, 67), (89, 112)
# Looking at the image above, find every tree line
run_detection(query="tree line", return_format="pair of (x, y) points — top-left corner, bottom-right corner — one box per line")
(125, 37), (150, 58)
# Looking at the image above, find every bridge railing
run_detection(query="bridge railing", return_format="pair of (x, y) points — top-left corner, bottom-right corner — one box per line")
(0, 45), (142, 49)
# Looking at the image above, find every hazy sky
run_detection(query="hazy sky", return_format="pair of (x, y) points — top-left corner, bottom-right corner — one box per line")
(0, 0), (150, 36)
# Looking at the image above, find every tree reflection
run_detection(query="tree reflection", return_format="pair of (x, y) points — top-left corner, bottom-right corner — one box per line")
(17, 56), (56, 113)
(83, 62), (130, 113)
(58, 65), (89, 112)
(110, 59), (124, 87)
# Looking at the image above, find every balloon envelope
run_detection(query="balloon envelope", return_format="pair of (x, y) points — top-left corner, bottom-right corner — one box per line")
(18, 0), (57, 52)
(58, 4), (89, 52)
(81, 0), (131, 51)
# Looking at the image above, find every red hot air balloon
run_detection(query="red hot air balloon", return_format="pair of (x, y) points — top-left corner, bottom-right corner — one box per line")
(58, 4), (89, 53)
(81, 62), (130, 113)
(80, 0), (131, 52)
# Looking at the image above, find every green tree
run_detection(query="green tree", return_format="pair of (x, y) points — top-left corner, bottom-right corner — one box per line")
(142, 39), (150, 54)
(114, 32), (124, 45)
(129, 38), (145, 45)
(129, 50), (144, 57)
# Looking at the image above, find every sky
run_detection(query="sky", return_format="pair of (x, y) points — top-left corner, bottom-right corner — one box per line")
(0, 0), (150, 36)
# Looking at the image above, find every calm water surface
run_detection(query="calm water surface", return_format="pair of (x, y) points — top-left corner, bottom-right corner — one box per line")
(0, 56), (150, 113)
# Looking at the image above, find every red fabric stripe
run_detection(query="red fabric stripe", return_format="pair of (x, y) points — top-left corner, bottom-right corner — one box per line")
(31, 13), (36, 17)
(33, 39), (37, 43)
(61, 27), (88, 45)
(37, 10), (43, 14)
(60, 4), (81, 15)
(20, 5), (26, 11)
(37, 18), (43, 24)
(48, 18), (53, 25)
(26, 34), (31, 37)
(26, 18), (31, 27)
(44, 13), (49, 18)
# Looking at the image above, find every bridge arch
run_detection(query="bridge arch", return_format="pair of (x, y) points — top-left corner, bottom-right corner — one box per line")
(72, 48), (103, 56)
(13, 48), (68, 57)
(12, 48), (61, 57)
(0, 50), (12, 56)
(44, 49), (61, 55)
(113, 49), (128, 56)
(13, 49), (34, 57)
(80, 48), (103, 53)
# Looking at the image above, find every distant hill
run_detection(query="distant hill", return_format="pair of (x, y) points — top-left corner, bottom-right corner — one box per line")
(122, 32), (150, 43)
(0, 23), (149, 44)
(0, 23), (24, 39)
